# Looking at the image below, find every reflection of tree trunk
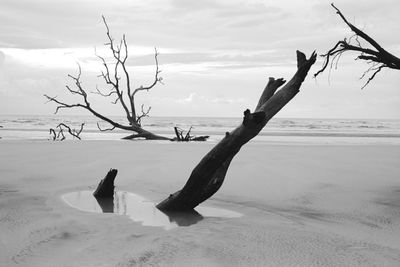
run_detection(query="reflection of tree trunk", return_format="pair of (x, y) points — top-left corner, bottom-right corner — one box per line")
(93, 169), (118, 198)
(160, 209), (204, 226)
(95, 197), (114, 213)
(157, 51), (317, 211)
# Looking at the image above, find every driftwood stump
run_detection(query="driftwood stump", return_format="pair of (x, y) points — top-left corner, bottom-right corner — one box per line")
(93, 169), (118, 198)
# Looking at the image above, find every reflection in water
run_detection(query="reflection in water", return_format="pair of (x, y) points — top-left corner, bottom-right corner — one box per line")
(161, 209), (204, 226)
(62, 191), (242, 230)
(95, 197), (114, 213)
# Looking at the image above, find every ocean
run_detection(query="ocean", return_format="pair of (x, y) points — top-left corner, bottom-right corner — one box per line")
(0, 114), (399, 144)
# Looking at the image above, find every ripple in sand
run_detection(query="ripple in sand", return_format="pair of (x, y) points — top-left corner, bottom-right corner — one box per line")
(62, 191), (242, 230)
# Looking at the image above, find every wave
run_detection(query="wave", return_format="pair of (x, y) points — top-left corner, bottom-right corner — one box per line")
(1, 115), (400, 142)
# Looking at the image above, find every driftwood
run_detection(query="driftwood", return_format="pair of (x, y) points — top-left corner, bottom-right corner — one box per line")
(172, 126), (209, 142)
(93, 169), (118, 198)
(49, 128), (65, 141)
(157, 50), (317, 211)
(49, 123), (84, 141)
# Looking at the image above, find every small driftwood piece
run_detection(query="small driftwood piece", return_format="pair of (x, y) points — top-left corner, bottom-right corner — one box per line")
(93, 169), (118, 198)
(49, 123), (84, 141)
(49, 127), (65, 141)
(57, 123), (84, 140)
(157, 50), (316, 211)
(172, 126), (209, 142)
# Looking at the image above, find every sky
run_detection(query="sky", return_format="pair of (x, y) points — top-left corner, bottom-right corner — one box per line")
(0, 0), (399, 119)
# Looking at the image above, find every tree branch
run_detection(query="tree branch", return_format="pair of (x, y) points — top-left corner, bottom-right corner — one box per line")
(132, 48), (163, 96)
(314, 3), (400, 87)
(56, 123), (84, 140)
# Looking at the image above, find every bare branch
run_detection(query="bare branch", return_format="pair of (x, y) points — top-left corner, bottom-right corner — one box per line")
(57, 128), (66, 141)
(314, 4), (400, 87)
(132, 47), (163, 96)
(97, 122), (116, 132)
(49, 128), (56, 141)
(136, 104), (151, 126)
(361, 65), (386, 89)
(56, 123), (84, 140)
(92, 85), (118, 97)
(44, 94), (85, 114)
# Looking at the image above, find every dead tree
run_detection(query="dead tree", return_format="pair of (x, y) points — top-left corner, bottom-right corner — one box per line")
(314, 3), (400, 88)
(44, 16), (169, 140)
(157, 50), (317, 211)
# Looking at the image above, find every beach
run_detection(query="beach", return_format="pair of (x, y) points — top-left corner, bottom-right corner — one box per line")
(1, 140), (399, 266)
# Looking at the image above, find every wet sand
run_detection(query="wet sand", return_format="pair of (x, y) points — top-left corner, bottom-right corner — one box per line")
(0, 140), (399, 266)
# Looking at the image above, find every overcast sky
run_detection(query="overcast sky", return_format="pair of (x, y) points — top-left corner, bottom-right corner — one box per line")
(0, 0), (399, 118)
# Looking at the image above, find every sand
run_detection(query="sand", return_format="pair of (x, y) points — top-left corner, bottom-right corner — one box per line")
(0, 140), (399, 266)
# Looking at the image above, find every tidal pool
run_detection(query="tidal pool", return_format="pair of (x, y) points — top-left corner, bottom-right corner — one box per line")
(62, 190), (242, 230)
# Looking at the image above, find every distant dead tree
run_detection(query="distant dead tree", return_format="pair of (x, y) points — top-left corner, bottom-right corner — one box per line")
(45, 16), (169, 140)
(49, 123), (84, 141)
(314, 3), (400, 88)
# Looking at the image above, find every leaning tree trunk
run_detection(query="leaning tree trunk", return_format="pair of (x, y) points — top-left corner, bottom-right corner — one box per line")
(157, 50), (317, 211)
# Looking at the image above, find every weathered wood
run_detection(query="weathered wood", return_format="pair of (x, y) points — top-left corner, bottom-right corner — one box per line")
(172, 126), (210, 142)
(93, 169), (118, 198)
(157, 50), (317, 211)
(122, 127), (171, 140)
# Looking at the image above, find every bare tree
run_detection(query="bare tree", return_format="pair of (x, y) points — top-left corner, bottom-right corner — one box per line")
(156, 50), (317, 211)
(314, 3), (400, 88)
(45, 16), (169, 140)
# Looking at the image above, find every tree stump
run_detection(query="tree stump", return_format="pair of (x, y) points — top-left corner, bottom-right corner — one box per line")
(93, 169), (118, 198)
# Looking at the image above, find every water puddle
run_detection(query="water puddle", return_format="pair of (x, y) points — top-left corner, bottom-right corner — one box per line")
(62, 190), (242, 230)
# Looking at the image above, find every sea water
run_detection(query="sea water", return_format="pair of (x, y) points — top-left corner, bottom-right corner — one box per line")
(0, 114), (399, 144)
(62, 190), (242, 230)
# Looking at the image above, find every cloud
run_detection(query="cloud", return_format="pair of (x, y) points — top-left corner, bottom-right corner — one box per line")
(126, 50), (291, 72)
(169, 0), (222, 10)
(175, 92), (244, 105)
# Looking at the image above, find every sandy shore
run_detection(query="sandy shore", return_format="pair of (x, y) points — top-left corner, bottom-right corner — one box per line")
(0, 140), (399, 266)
